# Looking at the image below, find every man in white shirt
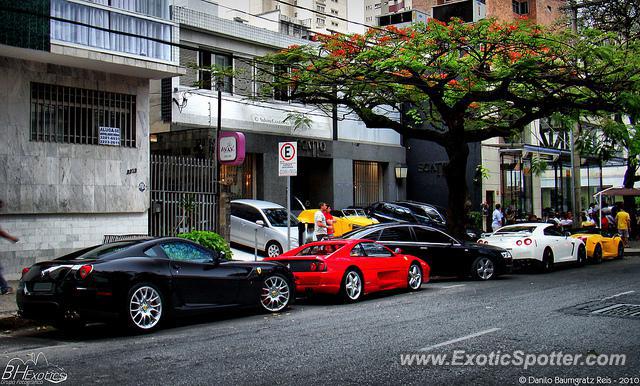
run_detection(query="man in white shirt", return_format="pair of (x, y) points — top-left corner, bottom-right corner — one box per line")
(491, 204), (504, 232)
(314, 202), (329, 241)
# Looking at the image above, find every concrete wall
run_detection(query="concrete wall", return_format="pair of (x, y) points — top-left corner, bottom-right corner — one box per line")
(0, 57), (151, 279)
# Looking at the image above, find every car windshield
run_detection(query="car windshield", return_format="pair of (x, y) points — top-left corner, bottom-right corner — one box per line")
(263, 208), (299, 227)
(494, 226), (537, 235)
(297, 243), (346, 256)
(57, 241), (137, 261)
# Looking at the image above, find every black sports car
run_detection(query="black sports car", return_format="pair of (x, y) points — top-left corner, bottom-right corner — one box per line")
(341, 223), (512, 280)
(17, 237), (295, 333)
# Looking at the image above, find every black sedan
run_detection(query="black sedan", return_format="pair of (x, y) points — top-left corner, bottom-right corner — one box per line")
(341, 223), (512, 280)
(17, 237), (294, 333)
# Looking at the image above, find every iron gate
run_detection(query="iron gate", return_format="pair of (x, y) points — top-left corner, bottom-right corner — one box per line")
(149, 154), (216, 237)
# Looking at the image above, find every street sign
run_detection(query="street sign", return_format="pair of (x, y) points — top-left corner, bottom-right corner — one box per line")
(278, 142), (297, 177)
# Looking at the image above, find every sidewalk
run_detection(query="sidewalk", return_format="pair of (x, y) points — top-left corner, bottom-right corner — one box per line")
(2, 244), (639, 327)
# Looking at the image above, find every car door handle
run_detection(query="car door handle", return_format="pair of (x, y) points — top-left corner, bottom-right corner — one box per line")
(420, 246), (429, 250)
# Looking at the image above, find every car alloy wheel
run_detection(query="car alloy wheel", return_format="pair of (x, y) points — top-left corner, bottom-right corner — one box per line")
(129, 284), (163, 331)
(266, 241), (283, 257)
(343, 270), (363, 301)
(474, 257), (495, 280)
(408, 263), (423, 290)
(260, 275), (290, 312)
(577, 244), (587, 266)
(540, 249), (554, 273)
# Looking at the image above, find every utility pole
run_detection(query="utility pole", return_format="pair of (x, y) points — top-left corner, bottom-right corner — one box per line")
(215, 78), (223, 236)
(568, 0), (582, 219)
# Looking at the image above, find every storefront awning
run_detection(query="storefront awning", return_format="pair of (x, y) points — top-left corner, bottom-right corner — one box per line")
(594, 187), (640, 197)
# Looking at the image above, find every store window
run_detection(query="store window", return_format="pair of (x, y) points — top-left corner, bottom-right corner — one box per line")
(512, 0), (529, 14)
(500, 153), (533, 220)
(353, 161), (383, 207)
(222, 153), (257, 200)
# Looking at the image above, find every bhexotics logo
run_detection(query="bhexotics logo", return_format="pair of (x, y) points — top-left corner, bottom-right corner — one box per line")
(1, 352), (68, 384)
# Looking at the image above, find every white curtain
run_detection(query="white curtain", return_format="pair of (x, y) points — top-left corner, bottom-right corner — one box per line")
(50, 0), (172, 61)
(111, 0), (170, 19)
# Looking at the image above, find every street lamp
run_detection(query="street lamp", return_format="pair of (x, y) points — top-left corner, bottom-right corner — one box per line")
(395, 164), (408, 179)
(215, 77), (224, 235)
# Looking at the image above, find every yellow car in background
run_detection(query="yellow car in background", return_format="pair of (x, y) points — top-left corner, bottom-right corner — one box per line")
(570, 227), (624, 263)
(297, 209), (379, 241)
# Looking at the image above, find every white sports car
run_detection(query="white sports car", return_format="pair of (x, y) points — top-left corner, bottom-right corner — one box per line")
(477, 223), (586, 272)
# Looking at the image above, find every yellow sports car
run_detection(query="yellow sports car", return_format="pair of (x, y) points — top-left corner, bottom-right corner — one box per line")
(570, 228), (624, 263)
(298, 209), (378, 240)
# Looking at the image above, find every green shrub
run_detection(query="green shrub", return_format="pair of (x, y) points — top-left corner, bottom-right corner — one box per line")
(178, 230), (233, 260)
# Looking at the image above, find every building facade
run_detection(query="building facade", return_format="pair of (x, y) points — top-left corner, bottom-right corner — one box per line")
(0, 0), (182, 279)
(151, 1), (405, 225)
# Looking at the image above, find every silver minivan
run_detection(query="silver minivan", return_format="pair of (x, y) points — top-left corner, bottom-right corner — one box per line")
(230, 199), (299, 257)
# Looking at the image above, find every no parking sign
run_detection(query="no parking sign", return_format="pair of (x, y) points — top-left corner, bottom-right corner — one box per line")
(278, 142), (297, 177)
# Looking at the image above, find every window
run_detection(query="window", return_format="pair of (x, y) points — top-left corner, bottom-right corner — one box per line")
(413, 227), (453, 244)
(366, 16), (373, 22)
(198, 51), (233, 93)
(144, 247), (159, 257)
(331, 21), (339, 27)
(262, 208), (299, 227)
(512, 0), (529, 14)
(317, 18), (326, 26)
(231, 203), (264, 223)
(330, 9), (338, 15)
(544, 227), (563, 237)
(51, 0), (173, 61)
(299, 243), (345, 256)
(379, 227), (414, 242)
(360, 242), (393, 257)
(360, 230), (382, 241)
(353, 161), (383, 207)
(317, 5), (325, 12)
(350, 244), (366, 257)
(160, 242), (214, 263)
(30, 83), (136, 147)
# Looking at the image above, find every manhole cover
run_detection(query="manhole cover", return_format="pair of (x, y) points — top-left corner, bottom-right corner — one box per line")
(591, 304), (640, 318)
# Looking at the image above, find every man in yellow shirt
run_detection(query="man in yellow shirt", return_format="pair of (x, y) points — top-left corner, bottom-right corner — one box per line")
(615, 205), (631, 247)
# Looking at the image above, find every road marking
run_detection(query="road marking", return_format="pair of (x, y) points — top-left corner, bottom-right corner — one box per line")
(601, 290), (635, 301)
(441, 284), (466, 289)
(419, 328), (501, 352)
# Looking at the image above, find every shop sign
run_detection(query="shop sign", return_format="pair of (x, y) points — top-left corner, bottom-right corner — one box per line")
(219, 132), (246, 165)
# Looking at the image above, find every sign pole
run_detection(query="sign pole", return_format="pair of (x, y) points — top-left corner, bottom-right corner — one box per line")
(278, 141), (297, 253)
(287, 176), (291, 251)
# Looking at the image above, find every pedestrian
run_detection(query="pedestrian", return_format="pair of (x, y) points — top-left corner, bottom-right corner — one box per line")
(314, 202), (329, 241)
(324, 204), (335, 239)
(0, 200), (18, 295)
(491, 204), (504, 232)
(615, 203), (631, 247)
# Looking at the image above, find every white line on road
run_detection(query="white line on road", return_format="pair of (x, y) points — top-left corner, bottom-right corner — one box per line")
(419, 328), (501, 352)
(441, 284), (466, 289)
(601, 290), (635, 301)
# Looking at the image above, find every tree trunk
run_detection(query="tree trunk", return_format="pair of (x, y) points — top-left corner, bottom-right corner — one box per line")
(622, 157), (637, 238)
(444, 142), (470, 239)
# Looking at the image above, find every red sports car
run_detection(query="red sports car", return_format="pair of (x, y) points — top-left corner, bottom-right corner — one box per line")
(264, 239), (430, 302)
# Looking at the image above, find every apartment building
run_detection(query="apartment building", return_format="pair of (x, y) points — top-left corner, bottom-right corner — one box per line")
(0, 0), (183, 278)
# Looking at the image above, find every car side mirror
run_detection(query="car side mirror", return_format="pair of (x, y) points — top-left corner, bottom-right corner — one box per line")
(394, 248), (403, 254)
(256, 220), (265, 227)
(564, 231), (572, 237)
(218, 251), (226, 260)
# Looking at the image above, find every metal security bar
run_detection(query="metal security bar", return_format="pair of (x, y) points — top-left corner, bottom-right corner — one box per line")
(149, 154), (216, 237)
(30, 82), (136, 147)
(353, 160), (383, 207)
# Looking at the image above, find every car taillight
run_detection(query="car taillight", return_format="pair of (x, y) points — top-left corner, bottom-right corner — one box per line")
(21, 267), (30, 278)
(309, 261), (327, 272)
(524, 238), (532, 246)
(77, 264), (93, 280)
(477, 239), (485, 244)
(516, 240), (523, 246)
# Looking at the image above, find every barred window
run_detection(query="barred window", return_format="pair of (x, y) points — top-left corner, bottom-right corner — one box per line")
(30, 83), (136, 147)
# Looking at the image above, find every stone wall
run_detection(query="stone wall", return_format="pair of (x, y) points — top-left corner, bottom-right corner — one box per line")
(0, 56), (151, 279)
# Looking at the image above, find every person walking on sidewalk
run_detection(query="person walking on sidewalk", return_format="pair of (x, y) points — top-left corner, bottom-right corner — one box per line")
(314, 202), (329, 241)
(0, 200), (19, 295)
(615, 203), (631, 247)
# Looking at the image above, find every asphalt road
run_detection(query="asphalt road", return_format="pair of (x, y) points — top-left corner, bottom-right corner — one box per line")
(1, 257), (639, 386)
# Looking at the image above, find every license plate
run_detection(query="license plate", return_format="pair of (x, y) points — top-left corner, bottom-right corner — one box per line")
(33, 282), (53, 292)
